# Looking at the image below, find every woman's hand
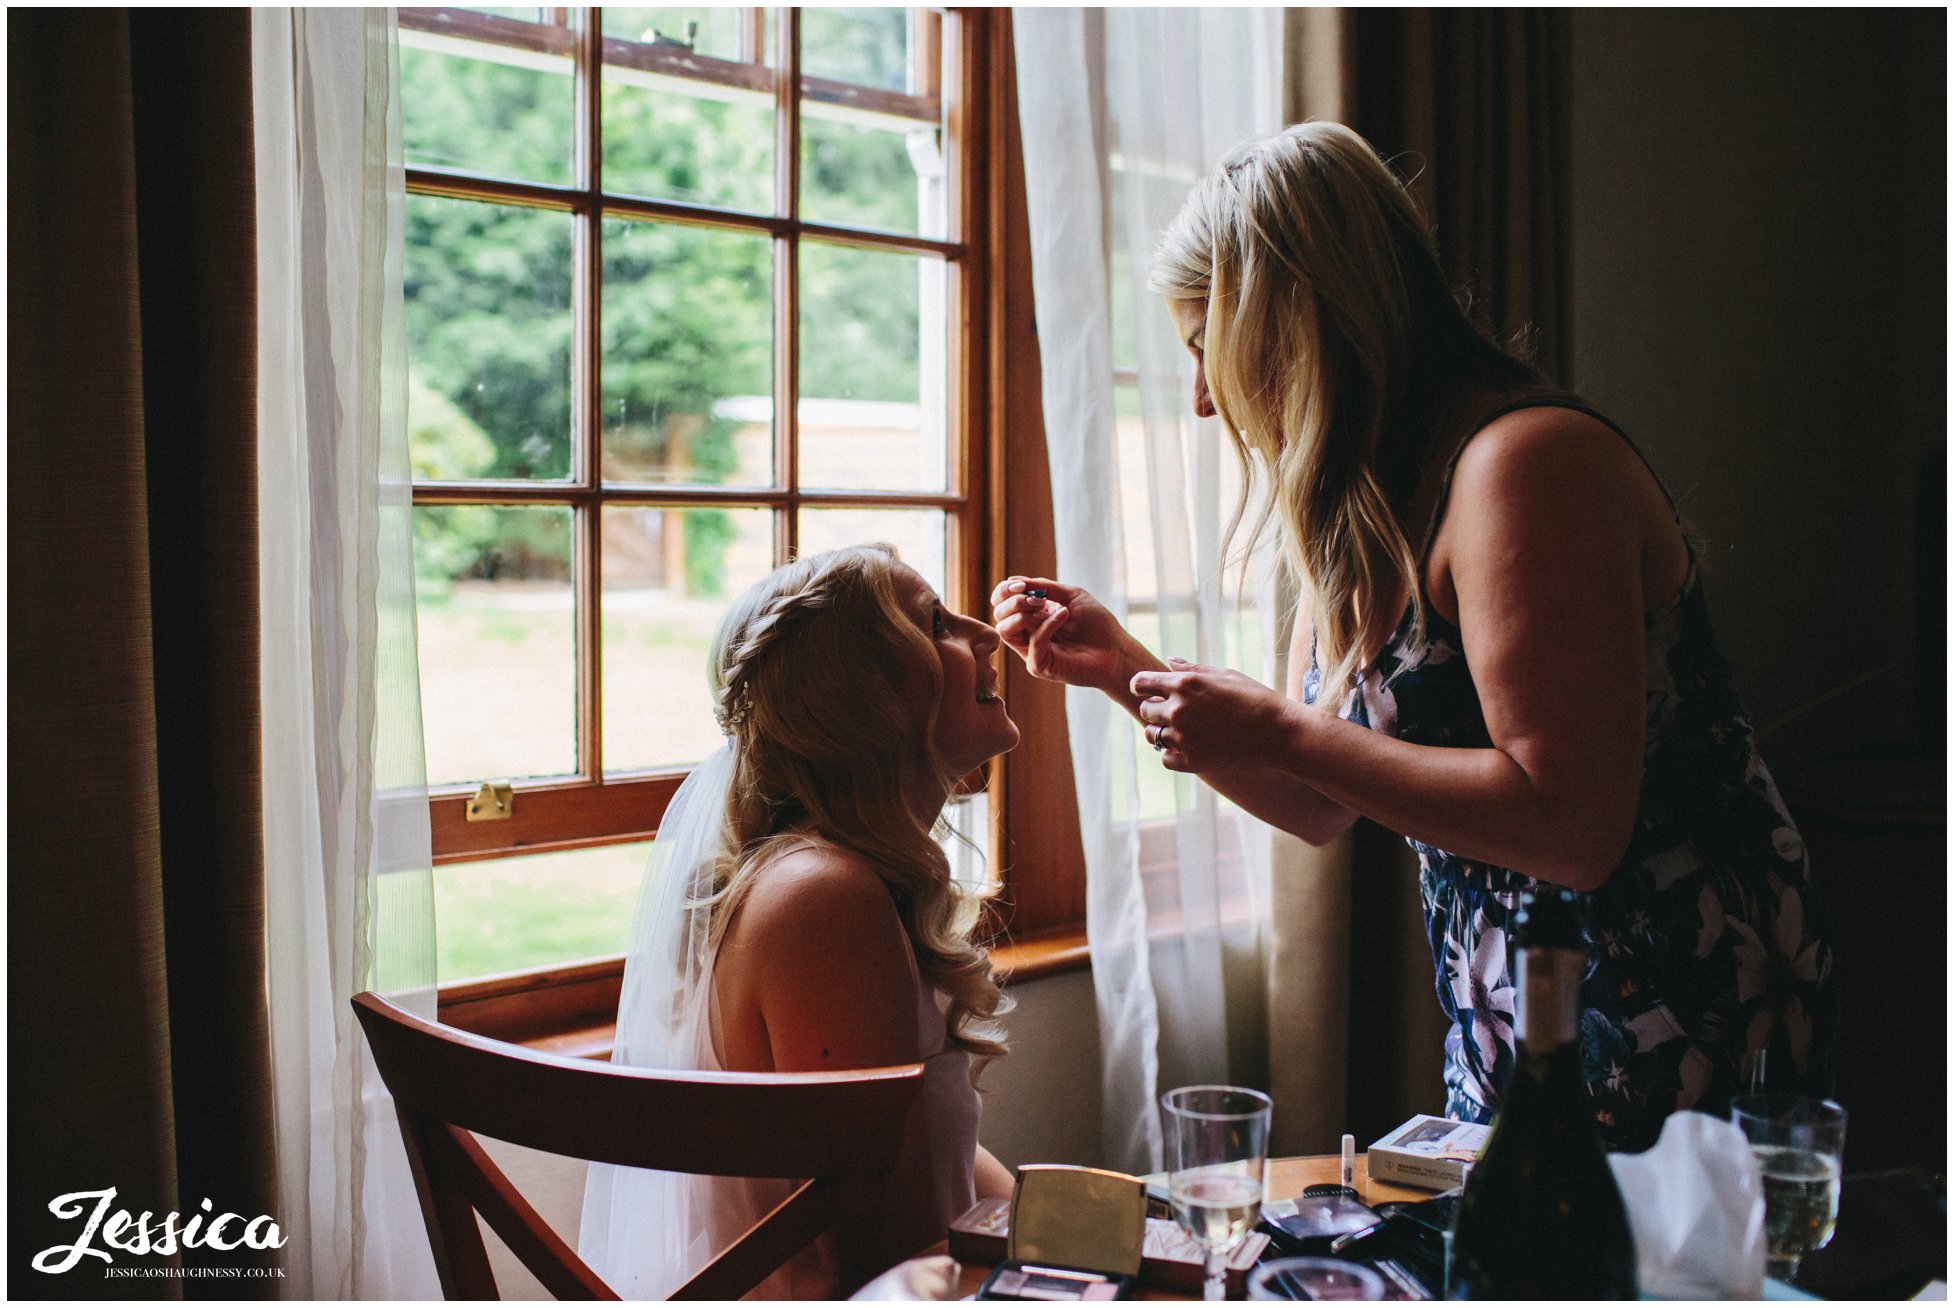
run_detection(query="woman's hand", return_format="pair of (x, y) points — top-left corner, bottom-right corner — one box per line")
(1130, 659), (1301, 774)
(990, 576), (1149, 696)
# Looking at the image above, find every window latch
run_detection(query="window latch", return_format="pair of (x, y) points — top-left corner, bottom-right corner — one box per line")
(651, 21), (698, 52)
(466, 781), (514, 822)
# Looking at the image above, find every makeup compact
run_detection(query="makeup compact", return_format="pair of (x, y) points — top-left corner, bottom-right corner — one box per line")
(975, 1165), (1147, 1301)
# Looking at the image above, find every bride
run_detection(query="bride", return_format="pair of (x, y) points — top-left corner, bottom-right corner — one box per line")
(580, 544), (1020, 1299)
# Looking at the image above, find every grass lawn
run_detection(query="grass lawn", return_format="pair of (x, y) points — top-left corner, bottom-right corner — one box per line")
(435, 841), (652, 981)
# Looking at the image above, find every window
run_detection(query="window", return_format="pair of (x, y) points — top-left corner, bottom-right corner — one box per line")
(401, 7), (1006, 990)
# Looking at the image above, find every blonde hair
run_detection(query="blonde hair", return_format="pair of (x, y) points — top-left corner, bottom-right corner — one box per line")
(704, 543), (1009, 1076)
(1150, 122), (1537, 709)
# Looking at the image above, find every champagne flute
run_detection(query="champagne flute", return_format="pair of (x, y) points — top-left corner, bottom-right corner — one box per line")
(1162, 1085), (1273, 1302)
(1730, 1095), (1847, 1283)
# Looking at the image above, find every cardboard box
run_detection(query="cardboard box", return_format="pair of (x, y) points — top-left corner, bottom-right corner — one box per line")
(1367, 1115), (1491, 1190)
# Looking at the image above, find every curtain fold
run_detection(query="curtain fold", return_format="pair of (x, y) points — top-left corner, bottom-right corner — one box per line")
(1351, 8), (1570, 378)
(9, 8), (277, 1297)
(255, 8), (439, 1299)
(1015, 7), (1283, 1174)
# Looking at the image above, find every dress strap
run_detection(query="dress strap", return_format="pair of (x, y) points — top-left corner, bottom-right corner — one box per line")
(1417, 392), (1683, 575)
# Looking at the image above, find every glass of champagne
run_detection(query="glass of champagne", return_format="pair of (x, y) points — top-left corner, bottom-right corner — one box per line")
(1730, 1095), (1847, 1282)
(1162, 1085), (1274, 1302)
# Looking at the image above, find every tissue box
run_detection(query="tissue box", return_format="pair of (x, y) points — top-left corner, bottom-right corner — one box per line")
(1367, 1115), (1491, 1190)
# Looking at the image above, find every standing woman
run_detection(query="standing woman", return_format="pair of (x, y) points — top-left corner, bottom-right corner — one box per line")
(994, 123), (1836, 1151)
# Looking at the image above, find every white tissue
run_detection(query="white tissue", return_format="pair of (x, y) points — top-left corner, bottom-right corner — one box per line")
(1608, 1110), (1767, 1300)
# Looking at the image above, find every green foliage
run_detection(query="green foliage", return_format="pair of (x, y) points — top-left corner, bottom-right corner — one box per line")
(600, 221), (771, 483)
(603, 80), (773, 212)
(683, 509), (738, 597)
(799, 242), (923, 404)
(801, 8), (909, 90)
(409, 372), (497, 480)
(409, 378), (497, 602)
(402, 44), (573, 183)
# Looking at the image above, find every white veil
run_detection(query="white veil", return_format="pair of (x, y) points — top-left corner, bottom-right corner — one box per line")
(578, 744), (737, 1298)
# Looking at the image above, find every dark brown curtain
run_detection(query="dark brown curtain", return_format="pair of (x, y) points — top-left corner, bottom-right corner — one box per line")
(1351, 7), (1571, 380)
(10, 9), (275, 1298)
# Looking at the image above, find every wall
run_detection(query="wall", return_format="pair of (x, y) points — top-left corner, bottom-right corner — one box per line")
(1564, 8), (1944, 752)
(1564, 8), (1945, 1171)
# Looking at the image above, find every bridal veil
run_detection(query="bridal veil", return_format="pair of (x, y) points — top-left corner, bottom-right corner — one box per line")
(578, 744), (736, 1297)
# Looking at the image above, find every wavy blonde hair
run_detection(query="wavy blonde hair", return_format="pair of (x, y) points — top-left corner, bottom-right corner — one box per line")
(702, 543), (1008, 1078)
(1150, 122), (1538, 709)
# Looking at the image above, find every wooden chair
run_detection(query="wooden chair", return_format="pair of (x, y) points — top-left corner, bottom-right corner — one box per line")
(352, 991), (927, 1301)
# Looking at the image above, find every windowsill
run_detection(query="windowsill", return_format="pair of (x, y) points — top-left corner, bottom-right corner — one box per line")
(438, 927), (1093, 1061)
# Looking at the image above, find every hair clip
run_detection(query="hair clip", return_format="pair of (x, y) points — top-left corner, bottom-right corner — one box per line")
(713, 689), (750, 737)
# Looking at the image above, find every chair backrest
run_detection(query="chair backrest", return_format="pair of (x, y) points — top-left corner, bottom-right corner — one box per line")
(352, 991), (927, 1301)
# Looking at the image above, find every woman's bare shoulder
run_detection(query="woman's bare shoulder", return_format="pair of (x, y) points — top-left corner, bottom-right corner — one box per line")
(1451, 402), (1633, 494)
(732, 840), (907, 958)
(720, 839), (923, 1071)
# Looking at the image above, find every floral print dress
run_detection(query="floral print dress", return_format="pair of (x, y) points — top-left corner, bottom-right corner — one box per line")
(1304, 400), (1840, 1152)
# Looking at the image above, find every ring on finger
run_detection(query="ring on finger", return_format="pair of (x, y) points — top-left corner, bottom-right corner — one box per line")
(1148, 724), (1165, 751)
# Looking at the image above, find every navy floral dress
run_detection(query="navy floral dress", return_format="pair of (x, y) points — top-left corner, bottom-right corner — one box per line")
(1304, 399), (1840, 1153)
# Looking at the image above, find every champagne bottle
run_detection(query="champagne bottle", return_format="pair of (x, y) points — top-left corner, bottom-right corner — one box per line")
(1446, 888), (1638, 1300)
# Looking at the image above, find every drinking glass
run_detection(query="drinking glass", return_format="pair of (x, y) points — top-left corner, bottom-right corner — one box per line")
(1730, 1095), (1847, 1282)
(1162, 1085), (1274, 1302)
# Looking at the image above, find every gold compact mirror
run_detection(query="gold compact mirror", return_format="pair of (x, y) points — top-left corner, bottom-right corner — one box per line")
(1006, 1164), (1147, 1279)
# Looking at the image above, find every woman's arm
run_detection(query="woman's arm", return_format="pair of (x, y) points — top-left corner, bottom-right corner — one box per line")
(728, 851), (947, 1282)
(735, 850), (923, 1073)
(994, 579), (1357, 845)
(975, 1145), (1015, 1201)
(1136, 416), (1652, 891)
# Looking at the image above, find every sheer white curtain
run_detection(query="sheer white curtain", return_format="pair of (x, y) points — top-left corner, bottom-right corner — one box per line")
(256, 8), (441, 1298)
(1014, 8), (1284, 1173)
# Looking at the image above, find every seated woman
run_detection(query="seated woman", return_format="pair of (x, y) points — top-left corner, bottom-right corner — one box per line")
(581, 544), (1020, 1299)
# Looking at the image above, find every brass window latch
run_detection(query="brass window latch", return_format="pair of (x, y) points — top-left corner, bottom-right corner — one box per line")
(466, 781), (514, 822)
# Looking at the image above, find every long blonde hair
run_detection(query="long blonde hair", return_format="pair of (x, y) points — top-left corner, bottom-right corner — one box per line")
(704, 544), (1008, 1075)
(1150, 122), (1538, 708)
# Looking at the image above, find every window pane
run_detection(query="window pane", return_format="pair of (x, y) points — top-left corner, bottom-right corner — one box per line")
(799, 8), (943, 237)
(604, 7), (751, 62)
(408, 197), (573, 480)
(602, 219), (775, 485)
(601, 18), (775, 213)
(800, 110), (943, 236)
(1109, 159), (1139, 373)
(802, 7), (911, 93)
(400, 16), (574, 187)
(435, 842), (650, 982)
(1115, 383), (1156, 603)
(798, 244), (946, 491)
(1123, 610), (1180, 822)
(940, 791), (991, 894)
(797, 508), (945, 598)
(416, 505), (577, 785)
(602, 506), (777, 772)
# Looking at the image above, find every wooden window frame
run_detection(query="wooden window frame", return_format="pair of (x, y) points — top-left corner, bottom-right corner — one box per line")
(406, 9), (1092, 1035)
(408, 6), (978, 857)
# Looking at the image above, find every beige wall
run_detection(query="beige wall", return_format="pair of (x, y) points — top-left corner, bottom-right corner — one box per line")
(1564, 6), (1945, 1175)
(1564, 8), (1945, 758)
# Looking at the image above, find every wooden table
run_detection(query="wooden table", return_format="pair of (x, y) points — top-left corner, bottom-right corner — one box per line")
(944, 1153), (1434, 1300)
